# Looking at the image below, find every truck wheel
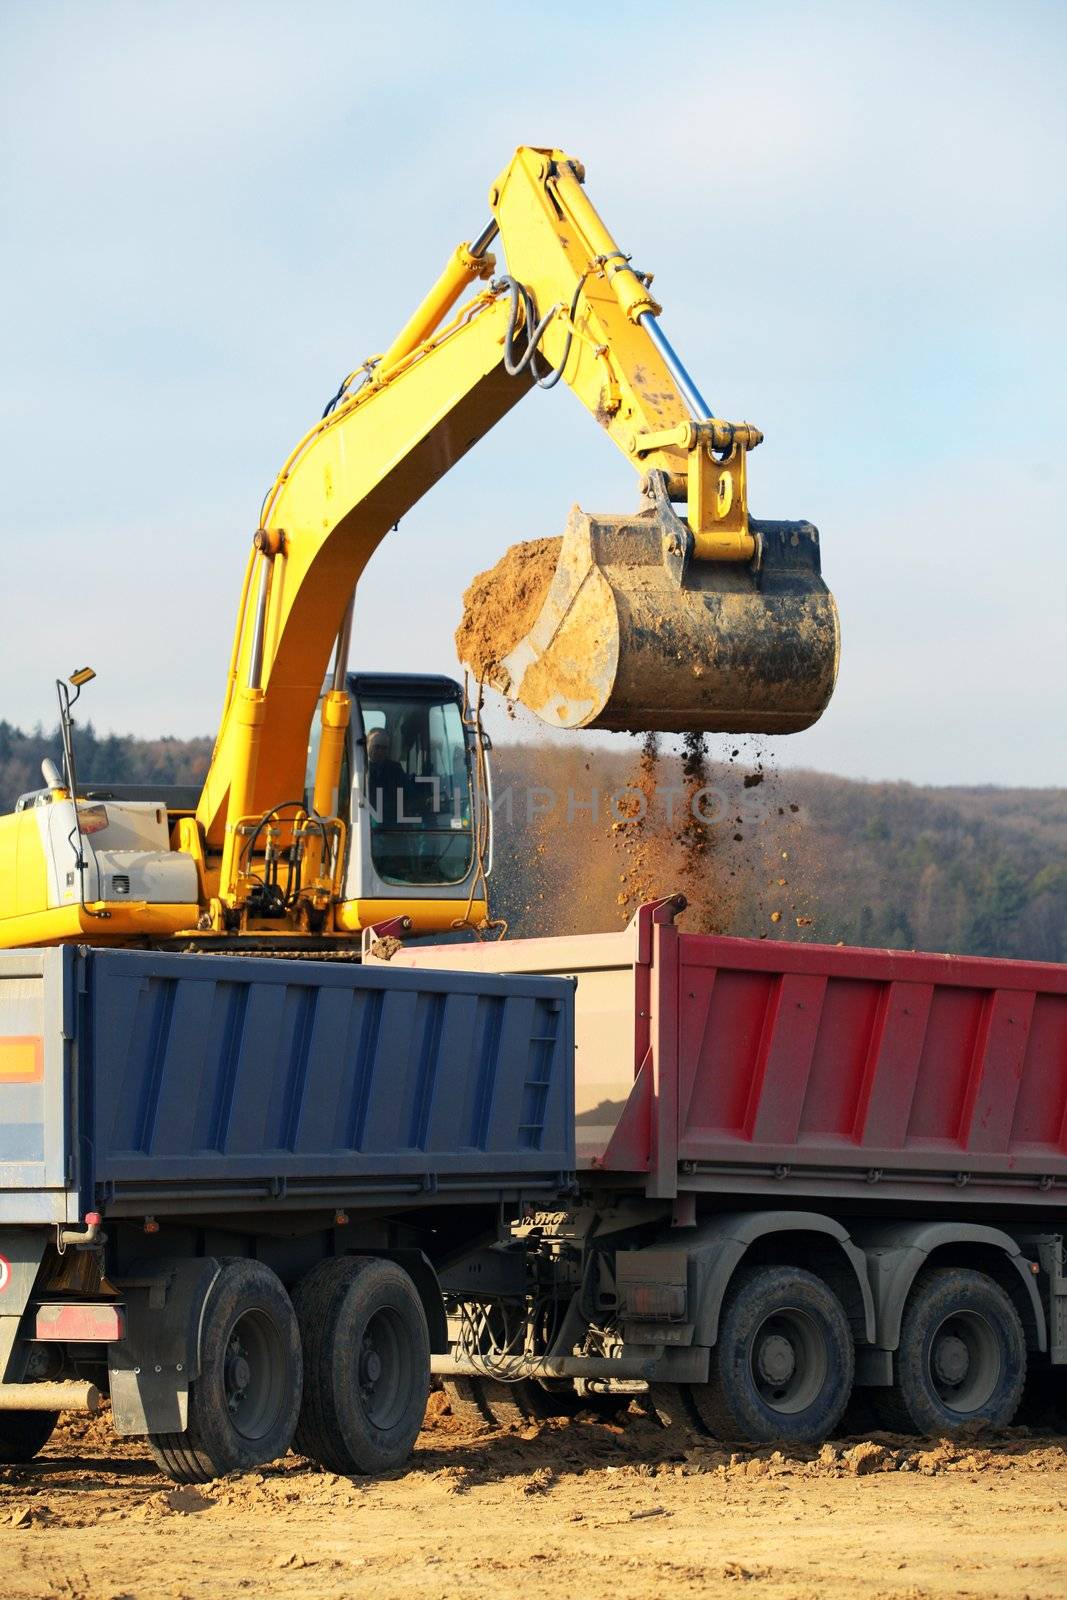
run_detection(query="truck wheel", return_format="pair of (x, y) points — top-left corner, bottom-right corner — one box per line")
(687, 1265), (854, 1444)
(0, 1410), (59, 1463)
(294, 1257), (429, 1475)
(444, 1376), (627, 1426)
(495, 1378), (629, 1424)
(526, 1381), (631, 1422)
(648, 1383), (708, 1432)
(442, 1376), (495, 1428)
(472, 1378), (532, 1428)
(871, 1267), (1026, 1435)
(513, 1380), (572, 1420)
(148, 1259), (302, 1483)
(1015, 1368), (1067, 1433)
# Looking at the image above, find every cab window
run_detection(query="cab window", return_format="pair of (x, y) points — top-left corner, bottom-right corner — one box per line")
(358, 692), (473, 887)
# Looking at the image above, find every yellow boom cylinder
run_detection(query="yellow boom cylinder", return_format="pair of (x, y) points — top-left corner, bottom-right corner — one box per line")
(310, 689), (351, 821)
(377, 242), (496, 378)
(547, 161), (660, 324)
(218, 687), (266, 898)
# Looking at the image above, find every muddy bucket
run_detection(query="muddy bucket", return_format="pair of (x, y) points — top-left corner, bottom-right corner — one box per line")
(457, 498), (839, 735)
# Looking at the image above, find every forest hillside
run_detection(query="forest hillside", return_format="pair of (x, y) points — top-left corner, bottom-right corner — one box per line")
(4, 720), (1064, 962)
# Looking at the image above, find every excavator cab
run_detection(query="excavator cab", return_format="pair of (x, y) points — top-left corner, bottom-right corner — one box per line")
(308, 673), (491, 936)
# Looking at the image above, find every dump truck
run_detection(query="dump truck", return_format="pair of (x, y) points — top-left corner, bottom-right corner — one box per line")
(3, 897), (1065, 1482)
(377, 896), (1067, 1445)
(0, 945), (574, 1480)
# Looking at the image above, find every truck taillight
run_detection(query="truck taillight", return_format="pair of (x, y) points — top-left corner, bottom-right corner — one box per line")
(35, 1303), (125, 1342)
(625, 1284), (687, 1321)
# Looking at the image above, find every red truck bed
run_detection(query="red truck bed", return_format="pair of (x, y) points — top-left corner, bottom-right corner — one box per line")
(375, 897), (1067, 1210)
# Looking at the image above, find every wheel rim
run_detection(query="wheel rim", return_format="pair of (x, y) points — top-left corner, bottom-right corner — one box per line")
(749, 1307), (828, 1415)
(357, 1306), (408, 1431)
(223, 1306), (287, 1442)
(927, 1310), (1001, 1414)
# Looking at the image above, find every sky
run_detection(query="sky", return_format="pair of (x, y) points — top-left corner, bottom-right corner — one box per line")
(1, 0), (1065, 787)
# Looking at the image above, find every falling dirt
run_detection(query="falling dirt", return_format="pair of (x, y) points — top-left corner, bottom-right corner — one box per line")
(612, 735), (751, 937)
(612, 731), (661, 913)
(484, 724), (829, 946)
(3, 1401), (1066, 1600)
(455, 537), (561, 687)
(677, 731), (720, 930)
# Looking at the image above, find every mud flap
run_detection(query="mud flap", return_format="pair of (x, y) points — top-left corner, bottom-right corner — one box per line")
(108, 1257), (222, 1436)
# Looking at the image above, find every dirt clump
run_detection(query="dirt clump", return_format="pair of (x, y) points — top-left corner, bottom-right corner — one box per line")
(455, 537), (562, 687)
(842, 1440), (891, 1475)
(490, 730), (826, 945)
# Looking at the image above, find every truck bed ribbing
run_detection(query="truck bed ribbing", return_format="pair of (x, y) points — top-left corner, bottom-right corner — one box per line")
(376, 896), (1067, 1209)
(0, 946), (575, 1224)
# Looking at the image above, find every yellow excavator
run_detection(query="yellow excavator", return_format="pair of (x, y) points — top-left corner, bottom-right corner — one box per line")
(0, 146), (838, 952)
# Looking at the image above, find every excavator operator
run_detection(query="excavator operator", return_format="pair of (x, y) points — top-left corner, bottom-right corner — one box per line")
(365, 729), (414, 827)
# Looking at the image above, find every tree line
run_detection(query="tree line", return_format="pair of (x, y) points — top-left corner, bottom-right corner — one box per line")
(3, 722), (1064, 963)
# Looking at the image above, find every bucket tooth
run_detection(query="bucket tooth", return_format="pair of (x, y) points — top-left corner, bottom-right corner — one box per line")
(491, 498), (839, 735)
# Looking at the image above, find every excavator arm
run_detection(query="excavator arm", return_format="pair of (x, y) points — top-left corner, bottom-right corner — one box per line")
(195, 146), (837, 932)
(202, 152), (691, 843)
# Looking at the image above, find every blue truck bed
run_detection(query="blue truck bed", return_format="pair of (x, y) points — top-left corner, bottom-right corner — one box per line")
(0, 946), (575, 1223)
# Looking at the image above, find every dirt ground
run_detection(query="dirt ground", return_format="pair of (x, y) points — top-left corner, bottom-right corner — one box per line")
(4, 1399), (1066, 1600)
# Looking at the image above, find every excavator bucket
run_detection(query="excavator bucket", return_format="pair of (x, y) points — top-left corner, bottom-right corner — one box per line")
(458, 495), (839, 735)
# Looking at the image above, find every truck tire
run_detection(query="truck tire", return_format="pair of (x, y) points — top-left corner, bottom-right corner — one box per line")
(524, 1381), (630, 1422)
(648, 1383), (707, 1432)
(1016, 1368), (1067, 1433)
(294, 1257), (429, 1475)
(490, 1377), (629, 1424)
(454, 1376), (629, 1427)
(0, 1410), (59, 1463)
(687, 1265), (854, 1444)
(871, 1267), (1026, 1436)
(470, 1378), (532, 1428)
(148, 1259), (302, 1483)
(442, 1376), (495, 1428)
